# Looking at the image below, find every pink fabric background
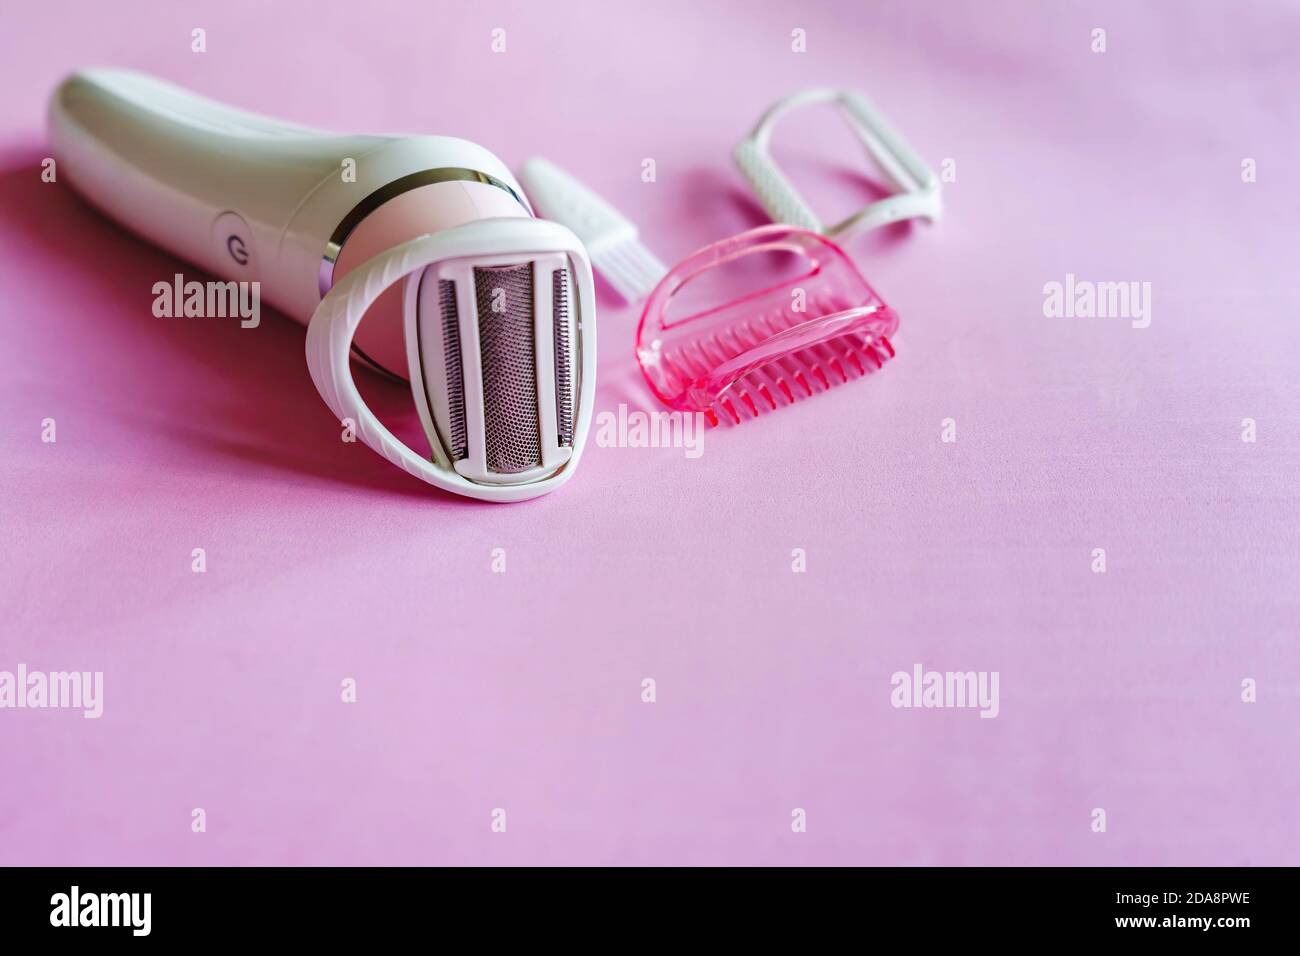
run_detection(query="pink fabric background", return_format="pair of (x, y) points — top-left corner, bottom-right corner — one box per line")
(2, 0), (1297, 865)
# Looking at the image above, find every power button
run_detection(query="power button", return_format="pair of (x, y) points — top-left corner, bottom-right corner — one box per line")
(212, 211), (256, 273)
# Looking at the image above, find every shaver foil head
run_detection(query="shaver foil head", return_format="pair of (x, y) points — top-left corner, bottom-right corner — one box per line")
(423, 257), (577, 481)
(308, 218), (595, 503)
(416, 256), (578, 485)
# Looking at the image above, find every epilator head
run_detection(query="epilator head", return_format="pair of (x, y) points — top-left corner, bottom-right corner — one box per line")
(307, 154), (596, 501)
(309, 216), (596, 501)
(409, 235), (581, 485)
(47, 69), (595, 502)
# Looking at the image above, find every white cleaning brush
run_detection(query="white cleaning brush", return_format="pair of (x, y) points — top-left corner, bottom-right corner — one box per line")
(520, 158), (666, 304)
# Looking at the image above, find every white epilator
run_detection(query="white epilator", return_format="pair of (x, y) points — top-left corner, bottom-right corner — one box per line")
(48, 69), (596, 502)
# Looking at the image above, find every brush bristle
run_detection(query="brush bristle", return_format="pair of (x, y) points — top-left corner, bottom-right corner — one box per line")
(591, 239), (667, 302)
(662, 321), (895, 426)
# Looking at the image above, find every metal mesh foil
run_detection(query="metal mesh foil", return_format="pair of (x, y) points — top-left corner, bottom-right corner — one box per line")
(474, 264), (542, 474)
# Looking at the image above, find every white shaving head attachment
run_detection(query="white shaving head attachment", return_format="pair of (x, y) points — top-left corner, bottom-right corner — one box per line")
(305, 218), (596, 502)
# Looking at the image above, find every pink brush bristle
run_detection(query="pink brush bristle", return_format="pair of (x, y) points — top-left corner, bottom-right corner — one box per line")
(682, 330), (895, 426)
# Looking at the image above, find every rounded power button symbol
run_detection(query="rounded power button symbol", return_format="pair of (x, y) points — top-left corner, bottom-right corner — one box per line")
(227, 233), (249, 265)
(212, 211), (255, 272)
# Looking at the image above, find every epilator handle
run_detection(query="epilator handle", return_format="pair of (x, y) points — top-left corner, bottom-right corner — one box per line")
(47, 68), (531, 325)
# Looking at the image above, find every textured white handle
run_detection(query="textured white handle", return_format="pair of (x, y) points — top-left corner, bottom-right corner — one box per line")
(733, 88), (942, 240)
(733, 139), (821, 233)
